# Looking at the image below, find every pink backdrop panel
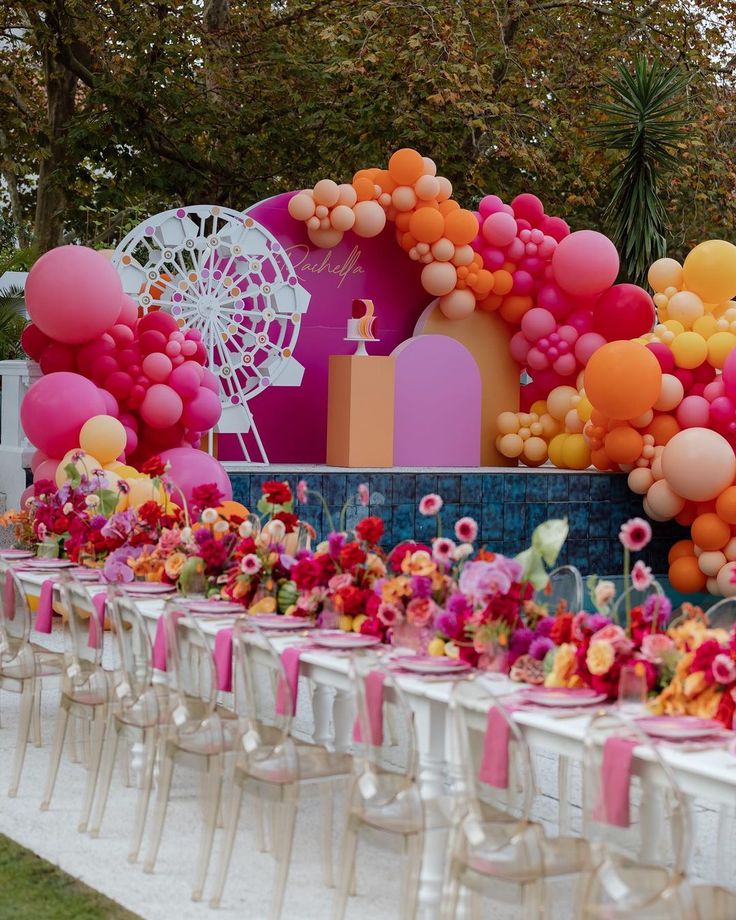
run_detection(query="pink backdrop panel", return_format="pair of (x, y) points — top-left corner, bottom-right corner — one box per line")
(392, 335), (481, 467)
(217, 192), (430, 463)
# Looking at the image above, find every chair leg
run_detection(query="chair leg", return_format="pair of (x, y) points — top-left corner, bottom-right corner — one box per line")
(9, 681), (34, 797)
(88, 718), (119, 838)
(320, 782), (335, 888)
(128, 728), (157, 863)
(209, 777), (244, 908)
(32, 682), (42, 747)
(143, 748), (175, 874)
(522, 877), (544, 920)
(271, 788), (298, 920)
(403, 832), (423, 920)
(41, 704), (70, 811)
(255, 795), (267, 852)
(558, 754), (571, 836)
(192, 757), (223, 902)
(439, 859), (461, 920)
(332, 818), (359, 920)
(79, 710), (106, 833)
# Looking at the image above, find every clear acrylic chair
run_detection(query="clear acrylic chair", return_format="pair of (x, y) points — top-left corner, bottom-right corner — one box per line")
(332, 653), (428, 920)
(209, 618), (352, 919)
(87, 585), (168, 861)
(611, 578), (666, 627)
(441, 678), (591, 920)
(536, 565), (584, 613)
(40, 575), (111, 830)
(0, 564), (64, 796)
(704, 597), (736, 632)
(692, 884), (736, 919)
(580, 710), (695, 918)
(143, 605), (236, 901)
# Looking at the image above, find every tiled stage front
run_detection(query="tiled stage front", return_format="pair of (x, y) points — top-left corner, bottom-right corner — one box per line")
(229, 467), (685, 577)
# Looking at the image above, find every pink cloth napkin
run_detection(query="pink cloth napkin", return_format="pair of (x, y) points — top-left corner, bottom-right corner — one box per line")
(3, 572), (15, 620)
(276, 646), (303, 717)
(478, 705), (515, 789)
(35, 579), (56, 633)
(594, 736), (637, 828)
(352, 670), (387, 746)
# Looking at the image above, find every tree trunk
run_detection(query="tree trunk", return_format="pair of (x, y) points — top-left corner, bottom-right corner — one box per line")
(33, 46), (78, 253)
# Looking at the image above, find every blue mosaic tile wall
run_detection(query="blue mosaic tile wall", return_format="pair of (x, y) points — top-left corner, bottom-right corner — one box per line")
(230, 470), (685, 576)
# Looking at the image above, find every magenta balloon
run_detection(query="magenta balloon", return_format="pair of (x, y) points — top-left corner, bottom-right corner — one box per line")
(124, 426), (138, 455)
(76, 334), (115, 374)
(482, 212), (518, 247)
(512, 270), (534, 296)
(98, 388), (119, 417)
(566, 309), (594, 335)
(25, 246), (123, 344)
(21, 324), (51, 361)
(521, 308), (556, 342)
(481, 247), (505, 271)
(536, 283), (570, 320)
(552, 230), (619, 298)
(704, 379), (725, 402)
(540, 216), (570, 242)
(30, 449), (48, 473)
(181, 387), (222, 430)
(677, 395), (710, 429)
(200, 367), (220, 394)
(109, 324), (134, 347)
(139, 329), (168, 355)
(138, 311), (179, 337)
(710, 396), (734, 426)
(105, 371), (133, 400)
(511, 193), (545, 226)
(592, 283), (655, 341)
(21, 372), (106, 457)
(722, 348), (736, 395)
(142, 352), (174, 383)
(575, 332), (607, 365)
(39, 342), (77, 375)
(510, 331), (530, 364)
(478, 195), (504, 217)
(168, 364), (201, 399)
(90, 354), (119, 383)
(646, 342), (675, 374)
(140, 384), (183, 429)
(118, 294), (138, 328)
(158, 447), (232, 506)
(505, 238), (525, 263)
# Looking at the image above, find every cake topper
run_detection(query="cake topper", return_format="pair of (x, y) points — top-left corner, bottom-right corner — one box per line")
(345, 298), (379, 355)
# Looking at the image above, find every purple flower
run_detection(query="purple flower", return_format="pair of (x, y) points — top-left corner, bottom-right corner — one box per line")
(535, 617), (555, 638)
(510, 628), (534, 658)
(529, 636), (554, 661)
(195, 528), (213, 545)
(459, 556), (522, 604)
(586, 613), (612, 634)
(447, 593), (472, 617)
(410, 575), (432, 599)
(435, 608), (459, 636)
(101, 510), (137, 540)
(643, 594), (672, 625)
(327, 531), (346, 557)
(102, 545), (142, 583)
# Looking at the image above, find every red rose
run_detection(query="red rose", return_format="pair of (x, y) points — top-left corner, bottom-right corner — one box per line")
(339, 542), (366, 572)
(388, 541), (431, 573)
(336, 586), (366, 615)
(141, 455), (166, 477)
(550, 612), (573, 645)
(273, 511), (298, 533)
(292, 559), (322, 591)
(355, 516), (384, 546)
(262, 480), (292, 505)
(715, 689), (736, 729)
(137, 501), (162, 528)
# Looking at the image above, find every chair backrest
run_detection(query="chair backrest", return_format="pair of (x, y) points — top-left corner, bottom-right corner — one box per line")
(0, 565), (33, 649)
(349, 652), (418, 802)
(106, 585), (158, 722)
(537, 564), (584, 613)
(582, 711), (692, 911)
(610, 578), (666, 627)
(162, 602), (218, 734)
(704, 597), (736, 632)
(59, 576), (109, 703)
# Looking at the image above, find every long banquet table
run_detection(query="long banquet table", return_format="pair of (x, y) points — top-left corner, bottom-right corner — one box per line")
(14, 571), (736, 919)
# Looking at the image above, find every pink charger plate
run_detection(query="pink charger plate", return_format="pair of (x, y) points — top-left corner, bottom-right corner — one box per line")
(123, 583), (177, 596)
(312, 630), (381, 649)
(635, 715), (724, 741)
(393, 655), (472, 675)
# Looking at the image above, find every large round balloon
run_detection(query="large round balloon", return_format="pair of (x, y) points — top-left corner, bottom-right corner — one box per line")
(682, 240), (736, 304)
(158, 447), (232, 506)
(661, 428), (736, 502)
(20, 372), (107, 457)
(592, 284), (655, 341)
(79, 415), (127, 465)
(551, 230), (619, 298)
(25, 246), (123, 344)
(584, 341), (662, 420)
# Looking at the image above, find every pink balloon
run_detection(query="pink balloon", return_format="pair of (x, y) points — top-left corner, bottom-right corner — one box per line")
(552, 230), (619, 298)
(30, 449), (48, 473)
(21, 324), (51, 361)
(98, 388), (119, 417)
(540, 216), (570, 242)
(480, 248), (505, 271)
(482, 212), (517, 247)
(140, 384), (183, 429)
(536, 283), (570, 320)
(169, 364), (201, 399)
(90, 354), (119, 383)
(510, 331), (530, 364)
(181, 387), (222, 430)
(521, 308), (556, 341)
(566, 309), (594, 335)
(123, 426), (138, 455)
(575, 332), (606, 365)
(646, 342), (675, 374)
(25, 246), (123, 344)
(105, 371), (133, 400)
(118, 294), (138, 327)
(505, 238), (525, 263)
(723, 348), (736, 396)
(19, 485), (35, 506)
(21, 372), (106, 457)
(511, 193), (545, 226)
(200, 368), (220, 394)
(676, 396), (710, 428)
(109, 324), (134, 347)
(119, 413), (138, 432)
(704, 379), (725, 402)
(39, 342), (77, 375)
(512, 270), (534, 296)
(142, 352), (174, 383)
(139, 330), (168, 355)
(139, 311), (179, 337)
(553, 353), (577, 376)
(158, 447), (232, 506)
(34, 458), (62, 483)
(710, 396), (735, 426)
(76, 335), (115, 374)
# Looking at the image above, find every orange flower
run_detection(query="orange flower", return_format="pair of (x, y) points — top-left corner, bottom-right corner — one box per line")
(164, 552), (187, 580)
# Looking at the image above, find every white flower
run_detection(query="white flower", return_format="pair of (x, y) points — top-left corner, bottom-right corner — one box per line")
(240, 553), (262, 575)
(238, 520), (253, 538)
(201, 507), (219, 525)
(180, 527), (192, 542)
(593, 580), (616, 611)
(265, 519), (286, 544)
(85, 495), (100, 508)
(213, 520), (229, 534)
(453, 543), (474, 561)
(432, 537), (456, 562)
(63, 502), (73, 514)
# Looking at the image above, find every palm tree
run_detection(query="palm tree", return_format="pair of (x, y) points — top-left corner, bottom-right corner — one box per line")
(0, 285), (26, 361)
(594, 56), (690, 286)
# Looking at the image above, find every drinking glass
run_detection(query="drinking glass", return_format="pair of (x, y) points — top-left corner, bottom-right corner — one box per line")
(618, 661), (647, 715)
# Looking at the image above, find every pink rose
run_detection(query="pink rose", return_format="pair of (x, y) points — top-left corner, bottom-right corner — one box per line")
(591, 623), (633, 654)
(712, 653), (736, 686)
(406, 597), (436, 627)
(328, 573), (353, 591)
(377, 602), (403, 627)
(641, 633), (675, 663)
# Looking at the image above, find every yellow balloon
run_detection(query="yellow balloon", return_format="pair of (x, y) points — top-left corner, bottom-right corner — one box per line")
(79, 415), (127, 465)
(692, 314), (718, 340)
(663, 319), (685, 336)
(667, 291), (704, 328)
(671, 331), (708, 369)
(530, 400), (547, 417)
(576, 395), (593, 423)
(104, 461), (129, 475)
(561, 433), (591, 470)
(126, 477), (165, 508)
(55, 450), (102, 487)
(683, 240), (736, 304)
(707, 331), (736, 369)
(547, 433), (568, 469)
(647, 258), (683, 293)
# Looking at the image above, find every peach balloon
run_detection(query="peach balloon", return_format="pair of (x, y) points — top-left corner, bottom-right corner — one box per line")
(498, 432), (524, 457)
(642, 496), (668, 522)
(436, 176), (453, 201)
(451, 245), (475, 266)
(698, 551), (727, 577)
(628, 467), (654, 494)
(336, 183), (358, 207)
(287, 193), (315, 220)
(716, 561), (736, 597)
(661, 428), (736, 501)
(422, 156), (437, 176)
(645, 478), (686, 518)
(667, 291), (704, 326)
(352, 201), (386, 238)
(421, 262), (457, 297)
(724, 537), (736, 561)
(653, 374), (684, 412)
(329, 205), (356, 232)
(313, 179), (340, 207)
(415, 174), (440, 201)
(523, 436), (548, 463)
(431, 238), (455, 262)
(307, 226), (343, 249)
(647, 258), (684, 293)
(439, 289), (476, 320)
(392, 186), (417, 212)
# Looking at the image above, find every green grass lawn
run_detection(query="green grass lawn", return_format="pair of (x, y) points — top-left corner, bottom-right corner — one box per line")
(0, 834), (140, 919)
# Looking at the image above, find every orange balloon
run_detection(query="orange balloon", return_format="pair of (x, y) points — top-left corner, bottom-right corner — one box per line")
(669, 540), (696, 564)
(584, 341), (662, 420)
(591, 447), (613, 471)
(400, 232), (416, 252)
(375, 169), (396, 194)
(387, 148), (425, 186)
(353, 177), (375, 201)
(669, 555), (707, 593)
(675, 502), (698, 526)
(472, 269), (495, 296)
(395, 212), (412, 232)
(409, 207), (445, 244)
(438, 200), (460, 216)
(691, 512), (731, 551)
(492, 270), (514, 297)
(478, 293), (502, 312)
(498, 294), (533, 325)
(716, 486), (736, 524)
(603, 426), (643, 464)
(643, 414), (680, 445)
(443, 209), (479, 246)
(217, 501), (249, 520)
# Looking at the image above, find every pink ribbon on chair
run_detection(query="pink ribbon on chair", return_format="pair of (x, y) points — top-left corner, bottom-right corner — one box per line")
(478, 706), (515, 789)
(213, 628), (234, 692)
(87, 593), (107, 649)
(3, 572), (15, 620)
(276, 646), (303, 717)
(35, 579), (56, 633)
(352, 670), (386, 746)
(593, 736), (637, 828)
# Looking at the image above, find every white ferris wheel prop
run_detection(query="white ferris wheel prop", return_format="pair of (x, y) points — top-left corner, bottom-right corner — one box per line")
(112, 205), (310, 463)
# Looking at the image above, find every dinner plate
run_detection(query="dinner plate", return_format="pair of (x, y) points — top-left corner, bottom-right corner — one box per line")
(251, 614), (314, 631)
(186, 600), (244, 615)
(24, 559), (74, 569)
(312, 631), (381, 649)
(635, 716), (722, 740)
(70, 568), (102, 582)
(123, 583), (177, 596)
(524, 687), (607, 708)
(394, 655), (472, 675)
(0, 549), (35, 559)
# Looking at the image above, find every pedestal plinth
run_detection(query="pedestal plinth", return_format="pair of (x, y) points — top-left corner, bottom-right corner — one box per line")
(326, 355), (395, 467)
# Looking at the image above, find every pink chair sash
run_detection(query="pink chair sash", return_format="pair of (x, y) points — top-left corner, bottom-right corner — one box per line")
(87, 593), (107, 649)
(35, 579), (56, 633)
(276, 646), (302, 717)
(152, 612), (233, 692)
(3, 572), (15, 620)
(352, 670), (386, 746)
(478, 706), (515, 789)
(593, 736), (636, 828)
